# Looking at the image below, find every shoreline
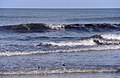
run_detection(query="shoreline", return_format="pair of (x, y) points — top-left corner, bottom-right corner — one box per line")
(0, 73), (119, 78)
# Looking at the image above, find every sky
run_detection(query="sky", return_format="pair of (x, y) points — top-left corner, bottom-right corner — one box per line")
(0, 0), (120, 8)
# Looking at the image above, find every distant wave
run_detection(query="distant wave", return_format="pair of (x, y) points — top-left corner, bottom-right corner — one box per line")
(0, 68), (119, 75)
(0, 15), (40, 18)
(65, 17), (120, 22)
(0, 23), (120, 32)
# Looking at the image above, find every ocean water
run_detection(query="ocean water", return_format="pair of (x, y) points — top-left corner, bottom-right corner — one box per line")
(0, 8), (120, 77)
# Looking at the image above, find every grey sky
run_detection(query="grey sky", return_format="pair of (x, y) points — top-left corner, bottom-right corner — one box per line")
(0, 0), (120, 8)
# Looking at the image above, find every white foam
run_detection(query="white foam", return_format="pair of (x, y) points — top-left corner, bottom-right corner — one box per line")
(0, 45), (120, 56)
(0, 51), (48, 56)
(48, 24), (65, 30)
(0, 68), (118, 75)
(101, 34), (120, 40)
(41, 39), (96, 47)
(95, 39), (120, 44)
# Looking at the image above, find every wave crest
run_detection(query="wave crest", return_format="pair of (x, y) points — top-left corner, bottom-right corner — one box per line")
(0, 23), (120, 32)
(38, 39), (96, 47)
(101, 34), (120, 40)
(37, 34), (120, 47)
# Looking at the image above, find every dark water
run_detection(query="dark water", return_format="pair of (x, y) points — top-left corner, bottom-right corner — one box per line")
(0, 8), (120, 77)
(0, 8), (120, 25)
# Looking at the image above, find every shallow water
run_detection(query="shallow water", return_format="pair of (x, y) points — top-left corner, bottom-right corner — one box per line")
(1, 73), (120, 78)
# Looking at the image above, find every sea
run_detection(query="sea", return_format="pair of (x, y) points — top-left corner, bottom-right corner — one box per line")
(0, 8), (120, 78)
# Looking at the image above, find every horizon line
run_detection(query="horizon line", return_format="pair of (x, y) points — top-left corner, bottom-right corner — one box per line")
(0, 7), (120, 9)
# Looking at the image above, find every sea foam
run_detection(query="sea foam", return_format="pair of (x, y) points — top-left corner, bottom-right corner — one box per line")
(0, 68), (119, 75)
(1, 45), (120, 56)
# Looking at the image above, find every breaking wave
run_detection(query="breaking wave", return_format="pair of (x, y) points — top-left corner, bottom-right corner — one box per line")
(0, 23), (120, 32)
(101, 34), (120, 40)
(1, 34), (120, 56)
(38, 34), (120, 47)
(1, 45), (120, 56)
(38, 39), (96, 47)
